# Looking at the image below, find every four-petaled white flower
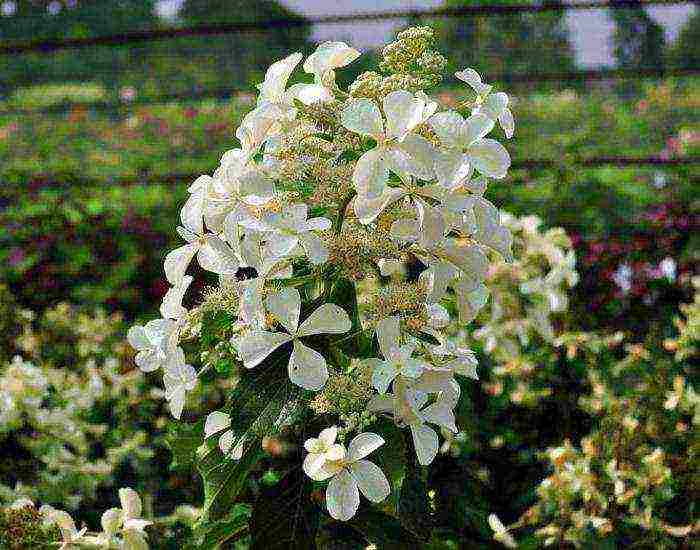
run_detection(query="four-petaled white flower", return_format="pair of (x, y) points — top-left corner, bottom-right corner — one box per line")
(302, 426), (345, 475)
(127, 318), (178, 373)
(304, 431), (390, 521)
(99, 488), (152, 550)
(341, 90), (437, 199)
(162, 346), (197, 419)
(429, 110), (511, 189)
(252, 203), (332, 265)
(163, 224), (240, 286)
(456, 68), (515, 139)
(204, 411), (246, 459)
(235, 288), (351, 390)
(369, 383), (457, 466)
(367, 316), (429, 394)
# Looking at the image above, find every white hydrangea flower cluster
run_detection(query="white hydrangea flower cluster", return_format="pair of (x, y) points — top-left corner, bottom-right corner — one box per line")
(19, 487), (151, 549)
(130, 30), (516, 522)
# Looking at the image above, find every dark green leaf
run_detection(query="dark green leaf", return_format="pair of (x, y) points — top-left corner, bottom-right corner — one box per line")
(249, 466), (320, 550)
(187, 504), (251, 550)
(167, 419), (204, 473)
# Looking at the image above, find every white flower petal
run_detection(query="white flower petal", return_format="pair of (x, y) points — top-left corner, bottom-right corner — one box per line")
(347, 432), (385, 461)
(304, 41), (360, 78)
(410, 423), (439, 466)
(238, 169), (275, 205)
(499, 108), (515, 139)
(376, 316), (401, 361)
(160, 275), (193, 320)
(353, 186), (407, 224)
(383, 90), (425, 141)
(299, 232), (329, 265)
(429, 111), (465, 148)
(288, 340), (328, 390)
(286, 83), (334, 105)
(204, 411), (231, 438)
(306, 217), (332, 232)
(468, 139), (511, 179)
(353, 148), (389, 199)
(303, 452), (328, 479)
(421, 402), (458, 433)
(258, 52), (303, 105)
(266, 287), (301, 334)
(118, 488), (142, 519)
(164, 243), (198, 285)
(391, 134), (435, 180)
(319, 426), (339, 447)
(197, 234), (240, 276)
(461, 113), (495, 146)
(433, 150), (472, 190)
(180, 175), (210, 235)
(349, 460), (390, 503)
(340, 98), (383, 137)
(236, 330), (293, 369)
(297, 303), (351, 337)
(238, 277), (265, 328)
(326, 469), (360, 521)
(370, 359), (397, 394)
(455, 68), (492, 97)
(307, 459), (344, 482)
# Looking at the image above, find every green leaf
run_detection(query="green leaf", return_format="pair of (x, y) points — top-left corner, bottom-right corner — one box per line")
(327, 277), (371, 356)
(198, 350), (306, 524)
(348, 509), (419, 548)
(398, 438), (434, 542)
(187, 504), (251, 550)
(167, 419), (204, 473)
(249, 465), (320, 550)
(370, 419), (406, 511)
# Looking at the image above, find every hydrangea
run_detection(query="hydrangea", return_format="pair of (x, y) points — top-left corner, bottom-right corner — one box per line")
(303, 430), (389, 521)
(128, 27), (519, 523)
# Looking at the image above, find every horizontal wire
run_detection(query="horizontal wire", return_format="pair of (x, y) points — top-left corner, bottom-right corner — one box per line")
(1, 67), (698, 118)
(4, 157), (697, 191)
(1, 0), (697, 55)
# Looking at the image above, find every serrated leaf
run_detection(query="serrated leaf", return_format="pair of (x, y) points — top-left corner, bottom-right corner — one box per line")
(187, 504), (251, 550)
(198, 350), (306, 524)
(167, 419), (204, 472)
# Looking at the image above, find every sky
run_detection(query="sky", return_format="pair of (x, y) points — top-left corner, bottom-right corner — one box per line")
(155, 0), (696, 68)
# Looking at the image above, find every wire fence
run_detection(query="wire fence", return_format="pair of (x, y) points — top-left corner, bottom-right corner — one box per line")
(1, 0), (697, 54)
(1, 0), (699, 187)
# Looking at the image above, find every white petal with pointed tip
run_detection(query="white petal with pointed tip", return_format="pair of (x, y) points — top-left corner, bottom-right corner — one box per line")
(353, 148), (389, 198)
(266, 288), (301, 334)
(410, 423), (439, 466)
(326, 469), (360, 521)
(341, 98), (383, 137)
(376, 316), (401, 360)
(349, 460), (390, 503)
(297, 303), (351, 337)
(236, 331), (293, 368)
(164, 243), (198, 285)
(204, 411), (231, 438)
(347, 432), (385, 461)
(353, 187), (407, 224)
(370, 360), (397, 394)
(288, 340), (328, 390)
(468, 139), (511, 179)
(383, 90), (425, 141)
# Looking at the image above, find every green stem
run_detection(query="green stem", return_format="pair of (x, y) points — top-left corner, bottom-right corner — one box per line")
(334, 191), (356, 235)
